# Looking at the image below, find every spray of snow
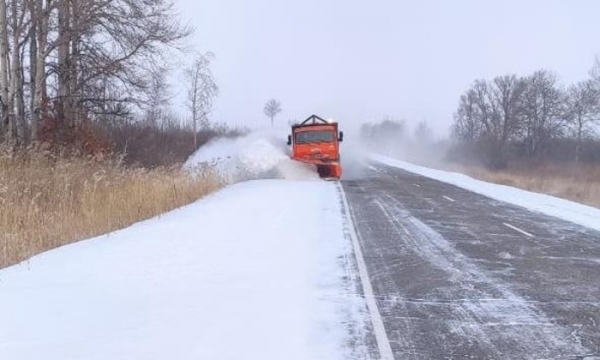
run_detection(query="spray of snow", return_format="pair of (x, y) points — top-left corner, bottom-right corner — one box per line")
(340, 134), (369, 181)
(184, 124), (373, 182)
(185, 128), (319, 182)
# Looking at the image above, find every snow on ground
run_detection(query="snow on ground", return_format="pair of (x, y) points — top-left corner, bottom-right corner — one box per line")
(0, 130), (373, 359)
(373, 154), (600, 232)
(0, 180), (370, 360)
(185, 127), (319, 182)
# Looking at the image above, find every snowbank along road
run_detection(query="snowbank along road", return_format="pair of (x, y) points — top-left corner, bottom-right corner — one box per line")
(343, 158), (600, 359)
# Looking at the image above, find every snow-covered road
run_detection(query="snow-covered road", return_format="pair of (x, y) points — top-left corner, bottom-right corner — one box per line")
(0, 179), (374, 360)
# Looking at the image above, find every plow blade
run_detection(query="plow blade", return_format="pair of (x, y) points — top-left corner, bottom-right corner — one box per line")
(316, 163), (342, 179)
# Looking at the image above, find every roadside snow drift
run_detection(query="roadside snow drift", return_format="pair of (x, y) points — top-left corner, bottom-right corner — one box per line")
(185, 128), (319, 182)
(0, 180), (370, 360)
(373, 154), (600, 232)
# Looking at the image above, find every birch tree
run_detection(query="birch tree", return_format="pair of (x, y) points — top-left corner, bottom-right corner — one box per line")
(9, 0), (27, 142)
(0, 0), (195, 147)
(31, 0), (53, 142)
(0, 0), (9, 140)
(185, 52), (218, 148)
(2, 0), (191, 144)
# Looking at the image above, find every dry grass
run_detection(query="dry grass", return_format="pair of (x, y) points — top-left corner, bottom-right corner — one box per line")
(0, 147), (222, 268)
(449, 162), (600, 209)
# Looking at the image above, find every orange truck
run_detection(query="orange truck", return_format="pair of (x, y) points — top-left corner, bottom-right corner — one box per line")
(287, 114), (344, 179)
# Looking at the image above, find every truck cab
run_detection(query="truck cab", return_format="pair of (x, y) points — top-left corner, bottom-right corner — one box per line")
(287, 115), (343, 179)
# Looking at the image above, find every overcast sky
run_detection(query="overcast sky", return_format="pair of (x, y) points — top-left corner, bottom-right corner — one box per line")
(173, 0), (600, 136)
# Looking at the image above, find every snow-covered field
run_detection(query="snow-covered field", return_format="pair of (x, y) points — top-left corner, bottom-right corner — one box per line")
(0, 130), (371, 360)
(373, 154), (600, 232)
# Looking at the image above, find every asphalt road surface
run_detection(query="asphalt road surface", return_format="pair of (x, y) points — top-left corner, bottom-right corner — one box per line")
(342, 163), (600, 360)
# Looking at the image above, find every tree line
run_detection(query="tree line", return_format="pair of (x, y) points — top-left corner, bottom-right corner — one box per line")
(451, 60), (600, 168)
(0, 0), (192, 149)
(360, 118), (449, 166)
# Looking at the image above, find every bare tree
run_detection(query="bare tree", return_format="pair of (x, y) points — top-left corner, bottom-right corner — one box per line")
(56, 0), (70, 133)
(453, 88), (483, 141)
(470, 79), (500, 144)
(145, 71), (171, 126)
(452, 76), (525, 168)
(9, 0), (27, 143)
(519, 70), (566, 157)
(0, 0), (9, 139)
(263, 99), (281, 127)
(61, 0), (191, 119)
(27, 0), (38, 140)
(185, 52), (218, 148)
(452, 66), (600, 166)
(566, 80), (599, 162)
(0, 0), (194, 148)
(490, 75), (526, 147)
(591, 56), (600, 89)
(31, 0), (53, 142)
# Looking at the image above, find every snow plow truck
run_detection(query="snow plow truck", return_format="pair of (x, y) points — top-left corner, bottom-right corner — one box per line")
(287, 114), (344, 179)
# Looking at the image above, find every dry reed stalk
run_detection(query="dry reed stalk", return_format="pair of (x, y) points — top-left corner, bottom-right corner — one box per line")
(0, 148), (222, 268)
(449, 162), (600, 209)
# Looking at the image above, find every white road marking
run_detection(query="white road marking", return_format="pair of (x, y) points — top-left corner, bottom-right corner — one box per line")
(413, 183), (421, 187)
(503, 223), (535, 238)
(338, 184), (395, 360)
(374, 196), (585, 354)
(442, 195), (456, 202)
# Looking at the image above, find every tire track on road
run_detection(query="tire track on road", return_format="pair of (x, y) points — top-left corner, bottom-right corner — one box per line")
(342, 167), (600, 359)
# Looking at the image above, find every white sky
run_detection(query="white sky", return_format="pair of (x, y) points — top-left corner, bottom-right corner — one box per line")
(173, 0), (600, 136)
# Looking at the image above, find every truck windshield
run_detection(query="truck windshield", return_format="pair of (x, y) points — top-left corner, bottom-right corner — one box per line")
(295, 131), (335, 144)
